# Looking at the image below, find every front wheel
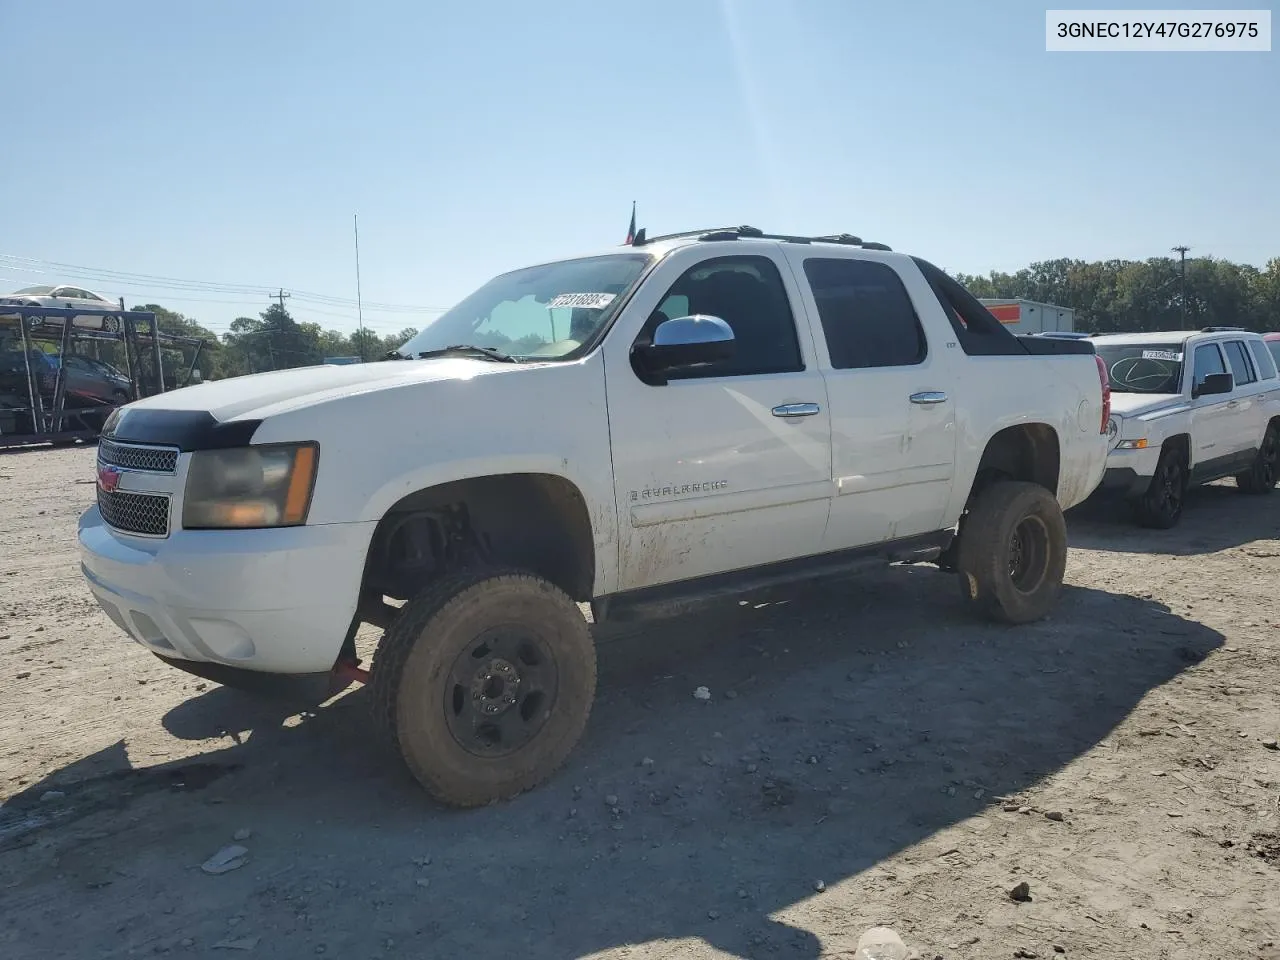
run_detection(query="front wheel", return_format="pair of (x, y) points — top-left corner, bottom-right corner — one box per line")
(101, 315), (120, 333)
(1235, 423), (1279, 494)
(955, 480), (1068, 625)
(370, 569), (596, 807)
(1131, 445), (1186, 528)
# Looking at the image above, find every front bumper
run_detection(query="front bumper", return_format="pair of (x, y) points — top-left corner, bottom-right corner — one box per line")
(78, 506), (376, 675)
(1095, 444), (1162, 499)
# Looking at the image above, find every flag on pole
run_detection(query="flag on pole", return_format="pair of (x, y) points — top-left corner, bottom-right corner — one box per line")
(625, 201), (636, 245)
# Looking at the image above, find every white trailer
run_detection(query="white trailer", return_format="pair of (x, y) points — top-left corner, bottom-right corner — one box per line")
(980, 299), (1076, 336)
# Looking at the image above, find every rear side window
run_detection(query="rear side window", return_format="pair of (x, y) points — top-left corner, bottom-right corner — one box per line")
(1192, 343), (1227, 390)
(803, 258), (925, 369)
(1248, 339), (1278, 380)
(1223, 340), (1256, 386)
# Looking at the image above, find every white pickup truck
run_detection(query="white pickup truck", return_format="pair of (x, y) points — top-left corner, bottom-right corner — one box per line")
(1091, 327), (1280, 527)
(79, 226), (1110, 806)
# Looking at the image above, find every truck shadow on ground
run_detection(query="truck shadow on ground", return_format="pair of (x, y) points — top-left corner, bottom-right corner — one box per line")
(1068, 481), (1280, 555)
(1, 567), (1223, 960)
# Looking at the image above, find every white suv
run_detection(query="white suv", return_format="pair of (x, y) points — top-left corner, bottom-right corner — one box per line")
(1092, 327), (1280, 526)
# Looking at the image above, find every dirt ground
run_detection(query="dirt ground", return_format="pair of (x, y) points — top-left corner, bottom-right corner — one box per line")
(1, 445), (1277, 960)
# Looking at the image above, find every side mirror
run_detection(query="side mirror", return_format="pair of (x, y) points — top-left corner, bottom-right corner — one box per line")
(632, 315), (734, 385)
(1193, 372), (1233, 398)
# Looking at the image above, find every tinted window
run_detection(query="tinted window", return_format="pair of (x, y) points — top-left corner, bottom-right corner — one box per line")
(1192, 343), (1227, 390)
(1266, 340), (1280, 374)
(803, 258), (925, 369)
(1223, 340), (1256, 386)
(643, 255), (802, 379)
(1248, 339), (1277, 380)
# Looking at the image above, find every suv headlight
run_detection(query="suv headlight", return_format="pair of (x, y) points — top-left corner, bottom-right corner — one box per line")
(182, 443), (318, 529)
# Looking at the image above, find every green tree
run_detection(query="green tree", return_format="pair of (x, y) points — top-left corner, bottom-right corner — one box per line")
(960, 255), (1279, 334)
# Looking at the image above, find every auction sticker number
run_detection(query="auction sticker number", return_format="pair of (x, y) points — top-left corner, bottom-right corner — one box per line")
(547, 292), (616, 310)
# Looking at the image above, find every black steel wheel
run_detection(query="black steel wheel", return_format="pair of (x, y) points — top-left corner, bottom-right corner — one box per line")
(1236, 422), (1279, 494)
(371, 569), (595, 807)
(1132, 446), (1186, 528)
(955, 480), (1067, 624)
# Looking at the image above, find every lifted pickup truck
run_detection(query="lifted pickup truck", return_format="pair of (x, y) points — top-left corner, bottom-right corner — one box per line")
(79, 226), (1110, 806)
(1092, 327), (1280, 527)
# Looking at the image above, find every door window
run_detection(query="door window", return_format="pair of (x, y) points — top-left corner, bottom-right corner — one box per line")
(1248, 339), (1278, 380)
(803, 257), (926, 368)
(641, 255), (803, 379)
(1223, 340), (1256, 386)
(1191, 343), (1227, 392)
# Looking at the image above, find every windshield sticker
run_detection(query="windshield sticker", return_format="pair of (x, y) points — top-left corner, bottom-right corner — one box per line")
(1141, 349), (1182, 362)
(547, 292), (616, 310)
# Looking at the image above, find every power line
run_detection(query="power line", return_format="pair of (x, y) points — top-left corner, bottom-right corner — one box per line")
(0, 253), (450, 314)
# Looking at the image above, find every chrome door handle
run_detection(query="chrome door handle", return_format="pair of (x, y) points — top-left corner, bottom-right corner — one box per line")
(909, 391), (948, 405)
(771, 402), (821, 418)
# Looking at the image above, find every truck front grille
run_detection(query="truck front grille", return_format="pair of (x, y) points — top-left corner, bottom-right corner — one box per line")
(98, 439), (178, 474)
(97, 489), (171, 537)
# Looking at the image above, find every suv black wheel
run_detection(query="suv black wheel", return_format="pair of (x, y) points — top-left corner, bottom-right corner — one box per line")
(955, 480), (1068, 624)
(370, 569), (595, 807)
(1235, 422), (1279, 494)
(1132, 445), (1186, 528)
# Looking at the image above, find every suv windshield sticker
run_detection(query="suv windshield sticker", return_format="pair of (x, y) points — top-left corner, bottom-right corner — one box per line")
(1142, 349), (1182, 362)
(547, 292), (616, 310)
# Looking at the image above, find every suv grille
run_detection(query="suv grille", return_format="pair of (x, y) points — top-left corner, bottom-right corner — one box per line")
(97, 489), (170, 537)
(98, 439), (178, 474)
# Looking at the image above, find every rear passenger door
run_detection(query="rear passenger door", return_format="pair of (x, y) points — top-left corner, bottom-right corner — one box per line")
(1222, 339), (1270, 459)
(785, 252), (957, 549)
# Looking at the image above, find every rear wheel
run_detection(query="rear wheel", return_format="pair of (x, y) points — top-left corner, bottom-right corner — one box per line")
(955, 480), (1068, 624)
(370, 569), (596, 807)
(1131, 445), (1186, 528)
(1235, 423), (1279, 494)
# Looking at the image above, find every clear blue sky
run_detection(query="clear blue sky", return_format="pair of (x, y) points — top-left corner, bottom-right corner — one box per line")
(3, 0), (1276, 337)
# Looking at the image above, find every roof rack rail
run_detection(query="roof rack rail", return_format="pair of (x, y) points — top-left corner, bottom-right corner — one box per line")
(632, 225), (892, 251)
(1201, 326), (1247, 333)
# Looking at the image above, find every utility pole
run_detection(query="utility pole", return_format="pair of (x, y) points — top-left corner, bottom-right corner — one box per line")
(353, 214), (368, 363)
(273, 288), (292, 316)
(268, 289), (290, 370)
(1172, 246), (1190, 329)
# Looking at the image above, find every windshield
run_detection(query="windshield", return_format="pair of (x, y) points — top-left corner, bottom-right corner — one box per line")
(12, 285), (54, 295)
(1095, 342), (1185, 394)
(394, 254), (652, 360)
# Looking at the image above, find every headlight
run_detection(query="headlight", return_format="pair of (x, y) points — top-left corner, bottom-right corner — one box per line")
(1115, 438), (1148, 450)
(182, 443), (318, 529)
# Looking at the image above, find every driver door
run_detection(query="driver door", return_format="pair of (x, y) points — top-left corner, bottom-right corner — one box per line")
(602, 246), (833, 593)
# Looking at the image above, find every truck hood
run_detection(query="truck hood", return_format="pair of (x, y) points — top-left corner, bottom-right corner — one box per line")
(122, 357), (507, 422)
(1108, 393), (1184, 419)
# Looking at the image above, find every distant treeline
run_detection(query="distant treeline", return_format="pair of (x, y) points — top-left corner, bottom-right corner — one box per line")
(955, 256), (1280, 334)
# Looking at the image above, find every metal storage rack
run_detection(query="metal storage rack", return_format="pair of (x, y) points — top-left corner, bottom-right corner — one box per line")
(0, 305), (205, 450)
